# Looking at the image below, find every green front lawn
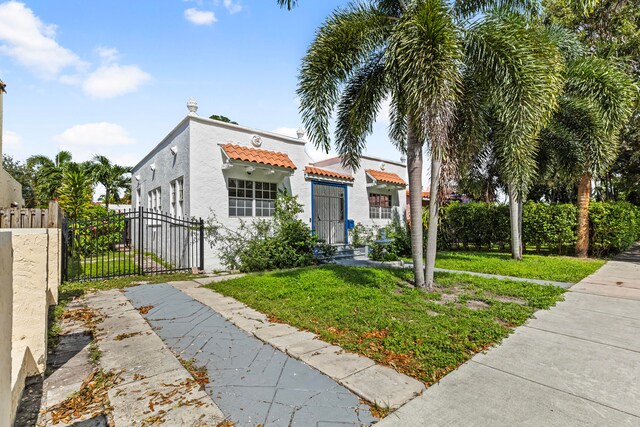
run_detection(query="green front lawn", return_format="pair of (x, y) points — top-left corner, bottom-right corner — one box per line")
(403, 251), (604, 283)
(207, 266), (565, 385)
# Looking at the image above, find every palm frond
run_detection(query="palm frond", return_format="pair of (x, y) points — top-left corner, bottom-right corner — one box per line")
(464, 13), (564, 193)
(335, 52), (389, 170)
(298, 4), (393, 153)
(388, 0), (463, 151)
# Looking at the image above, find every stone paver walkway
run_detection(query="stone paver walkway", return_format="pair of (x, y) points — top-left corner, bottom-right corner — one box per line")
(87, 290), (226, 426)
(124, 283), (378, 426)
(378, 245), (640, 426)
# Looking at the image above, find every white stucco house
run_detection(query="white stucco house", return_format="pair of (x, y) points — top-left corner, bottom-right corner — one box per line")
(131, 101), (408, 271)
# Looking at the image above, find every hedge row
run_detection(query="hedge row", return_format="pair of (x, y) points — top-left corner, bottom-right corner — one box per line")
(431, 201), (640, 257)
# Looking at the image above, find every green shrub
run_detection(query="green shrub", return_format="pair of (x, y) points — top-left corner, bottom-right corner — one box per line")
(73, 204), (126, 256)
(431, 201), (638, 257)
(204, 193), (317, 272)
(589, 202), (640, 257)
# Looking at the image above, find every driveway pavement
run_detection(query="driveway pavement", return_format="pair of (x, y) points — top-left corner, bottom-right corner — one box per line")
(378, 245), (640, 426)
(124, 283), (377, 426)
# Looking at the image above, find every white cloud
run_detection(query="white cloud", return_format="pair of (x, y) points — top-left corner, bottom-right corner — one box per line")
(0, 1), (85, 79)
(96, 46), (119, 63)
(3, 130), (22, 149)
(223, 0), (242, 14)
(184, 8), (217, 25)
(54, 122), (138, 165)
(82, 64), (151, 99)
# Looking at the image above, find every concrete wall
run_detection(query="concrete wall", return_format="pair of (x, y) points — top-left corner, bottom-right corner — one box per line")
(0, 167), (23, 207)
(0, 231), (12, 427)
(11, 230), (51, 375)
(132, 115), (408, 271)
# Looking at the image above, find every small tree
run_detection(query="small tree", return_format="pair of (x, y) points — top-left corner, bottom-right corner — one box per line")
(58, 164), (93, 221)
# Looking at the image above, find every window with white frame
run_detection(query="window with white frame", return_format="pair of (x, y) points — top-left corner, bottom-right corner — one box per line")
(369, 193), (392, 219)
(255, 182), (277, 217)
(228, 178), (277, 217)
(228, 178), (253, 217)
(170, 177), (184, 217)
(148, 187), (161, 212)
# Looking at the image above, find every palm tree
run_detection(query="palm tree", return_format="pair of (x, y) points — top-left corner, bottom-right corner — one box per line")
(89, 155), (132, 211)
(298, 1), (563, 287)
(277, 0), (297, 10)
(26, 150), (75, 206)
(539, 31), (636, 257)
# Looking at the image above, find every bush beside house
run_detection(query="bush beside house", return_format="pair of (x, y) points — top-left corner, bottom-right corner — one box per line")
(205, 194), (319, 272)
(434, 201), (640, 256)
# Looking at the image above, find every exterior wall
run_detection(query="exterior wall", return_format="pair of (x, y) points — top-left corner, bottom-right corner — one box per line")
(188, 117), (314, 270)
(313, 156), (408, 230)
(11, 230), (50, 376)
(132, 120), (191, 213)
(0, 231), (12, 427)
(132, 115), (407, 271)
(0, 168), (23, 207)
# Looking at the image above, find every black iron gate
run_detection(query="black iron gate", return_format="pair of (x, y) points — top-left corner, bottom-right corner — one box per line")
(62, 207), (204, 282)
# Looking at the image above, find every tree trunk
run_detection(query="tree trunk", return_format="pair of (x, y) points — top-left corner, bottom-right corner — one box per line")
(105, 188), (110, 211)
(424, 149), (442, 290)
(508, 184), (522, 260)
(576, 173), (591, 258)
(518, 196), (523, 255)
(406, 123), (425, 288)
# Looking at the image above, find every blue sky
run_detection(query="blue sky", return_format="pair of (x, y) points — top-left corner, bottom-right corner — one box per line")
(0, 0), (409, 176)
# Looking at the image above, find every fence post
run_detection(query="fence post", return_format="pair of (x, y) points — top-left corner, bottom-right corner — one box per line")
(199, 218), (204, 272)
(138, 206), (144, 276)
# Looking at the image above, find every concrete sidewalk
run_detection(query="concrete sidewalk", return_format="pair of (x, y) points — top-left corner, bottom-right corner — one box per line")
(378, 245), (640, 426)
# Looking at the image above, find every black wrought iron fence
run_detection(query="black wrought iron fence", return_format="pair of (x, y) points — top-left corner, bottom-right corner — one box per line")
(62, 207), (204, 282)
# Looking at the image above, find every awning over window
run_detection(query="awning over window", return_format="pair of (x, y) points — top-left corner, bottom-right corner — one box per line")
(220, 144), (297, 170)
(304, 166), (354, 184)
(365, 169), (406, 187)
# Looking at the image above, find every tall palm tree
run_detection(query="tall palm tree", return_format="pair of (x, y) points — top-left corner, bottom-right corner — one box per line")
(26, 150), (75, 206)
(298, 0), (562, 287)
(89, 155), (132, 211)
(539, 31), (636, 257)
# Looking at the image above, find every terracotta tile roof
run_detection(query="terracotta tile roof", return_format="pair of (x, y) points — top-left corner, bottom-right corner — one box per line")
(406, 190), (430, 199)
(304, 166), (354, 181)
(220, 144), (296, 170)
(366, 169), (407, 186)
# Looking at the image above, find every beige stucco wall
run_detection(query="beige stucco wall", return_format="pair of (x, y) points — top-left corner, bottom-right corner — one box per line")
(47, 229), (61, 305)
(0, 167), (23, 207)
(11, 230), (51, 376)
(0, 231), (13, 427)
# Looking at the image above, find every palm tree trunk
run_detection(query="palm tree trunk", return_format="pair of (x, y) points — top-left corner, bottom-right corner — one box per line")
(424, 149), (442, 290)
(576, 173), (591, 258)
(518, 197), (523, 255)
(105, 189), (110, 211)
(508, 184), (522, 260)
(407, 122), (425, 288)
